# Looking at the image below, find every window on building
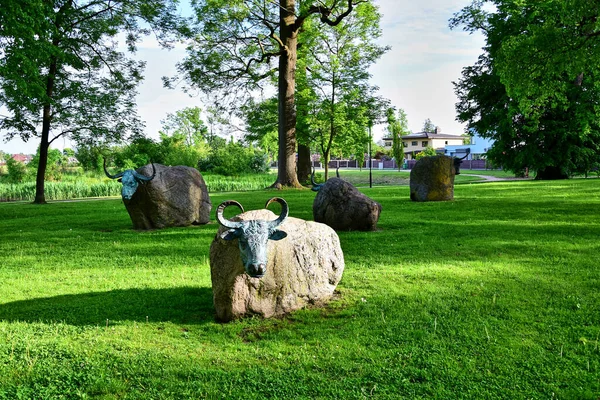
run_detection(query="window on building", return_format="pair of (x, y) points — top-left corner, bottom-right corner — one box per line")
(422, 141), (428, 147)
(445, 141), (448, 145)
(411, 141), (417, 146)
(403, 142), (407, 147)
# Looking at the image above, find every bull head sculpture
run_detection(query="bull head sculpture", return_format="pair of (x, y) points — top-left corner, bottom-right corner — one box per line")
(453, 149), (471, 175)
(311, 167), (340, 191)
(216, 197), (288, 278)
(104, 159), (156, 200)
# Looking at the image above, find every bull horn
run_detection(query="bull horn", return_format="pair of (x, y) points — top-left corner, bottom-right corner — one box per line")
(216, 200), (244, 229)
(103, 158), (124, 180)
(311, 168), (318, 186)
(265, 197), (288, 227)
(133, 163), (156, 182)
(336, 167), (340, 178)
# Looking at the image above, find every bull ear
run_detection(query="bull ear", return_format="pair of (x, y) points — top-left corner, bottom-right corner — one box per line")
(269, 230), (287, 241)
(220, 229), (241, 241)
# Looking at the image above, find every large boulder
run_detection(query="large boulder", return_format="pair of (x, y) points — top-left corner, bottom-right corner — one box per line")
(410, 155), (456, 202)
(313, 178), (382, 231)
(124, 164), (211, 229)
(210, 210), (344, 322)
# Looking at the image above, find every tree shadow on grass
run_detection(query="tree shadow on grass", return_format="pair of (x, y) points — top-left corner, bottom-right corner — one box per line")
(0, 286), (215, 326)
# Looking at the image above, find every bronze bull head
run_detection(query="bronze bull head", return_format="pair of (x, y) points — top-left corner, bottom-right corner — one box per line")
(104, 159), (156, 200)
(216, 198), (288, 278)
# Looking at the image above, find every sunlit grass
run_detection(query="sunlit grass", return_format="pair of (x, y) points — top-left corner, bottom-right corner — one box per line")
(0, 179), (599, 398)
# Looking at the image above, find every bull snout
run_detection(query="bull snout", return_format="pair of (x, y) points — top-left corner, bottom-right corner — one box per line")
(245, 263), (266, 278)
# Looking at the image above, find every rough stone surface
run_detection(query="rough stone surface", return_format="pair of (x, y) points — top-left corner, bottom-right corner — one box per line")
(409, 155), (456, 202)
(210, 210), (344, 322)
(124, 164), (211, 229)
(313, 178), (382, 231)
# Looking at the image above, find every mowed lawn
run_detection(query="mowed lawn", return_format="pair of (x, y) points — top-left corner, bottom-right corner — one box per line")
(0, 179), (599, 399)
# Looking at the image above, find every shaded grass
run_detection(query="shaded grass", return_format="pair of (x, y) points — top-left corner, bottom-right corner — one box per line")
(0, 180), (599, 398)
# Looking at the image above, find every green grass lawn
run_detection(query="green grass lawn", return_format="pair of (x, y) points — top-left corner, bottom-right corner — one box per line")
(0, 179), (599, 398)
(314, 168), (494, 186)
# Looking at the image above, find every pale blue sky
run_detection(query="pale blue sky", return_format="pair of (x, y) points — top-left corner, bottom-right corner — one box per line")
(1, 0), (484, 154)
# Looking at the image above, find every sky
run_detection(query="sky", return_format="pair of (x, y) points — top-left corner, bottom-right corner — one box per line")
(0, 0), (485, 155)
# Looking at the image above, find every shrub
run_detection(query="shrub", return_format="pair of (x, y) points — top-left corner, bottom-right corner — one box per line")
(414, 147), (438, 160)
(198, 142), (269, 176)
(4, 156), (29, 183)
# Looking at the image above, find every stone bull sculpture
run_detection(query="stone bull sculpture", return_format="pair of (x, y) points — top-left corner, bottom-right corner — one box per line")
(216, 197), (288, 278)
(310, 167), (339, 191)
(210, 198), (345, 321)
(104, 159), (156, 200)
(105, 162), (211, 229)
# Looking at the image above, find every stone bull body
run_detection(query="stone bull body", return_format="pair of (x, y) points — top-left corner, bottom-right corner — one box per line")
(105, 162), (211, 229)
(215, 198), (288, 278)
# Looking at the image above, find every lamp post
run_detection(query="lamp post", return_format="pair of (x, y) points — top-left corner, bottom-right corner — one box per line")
(368, 121), (373, 188)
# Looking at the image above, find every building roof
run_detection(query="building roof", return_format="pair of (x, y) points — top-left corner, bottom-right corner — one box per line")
(401, 132), (464, 140)
(382, 132), (465, 141)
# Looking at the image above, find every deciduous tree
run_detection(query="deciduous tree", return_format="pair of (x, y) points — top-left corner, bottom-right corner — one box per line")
(386, 108), (409, 170)
(0, 0), (181, 203)
(451, 0), (600, 179)
(172, 0), (371, 188)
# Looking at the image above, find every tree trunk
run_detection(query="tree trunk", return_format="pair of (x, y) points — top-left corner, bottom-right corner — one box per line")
(34, 55), (59, 204)
(271, 0), (303, 189)
(34, 123), (50, 204)
(297, 143), (311, 184)
(323, 149), (330, 182)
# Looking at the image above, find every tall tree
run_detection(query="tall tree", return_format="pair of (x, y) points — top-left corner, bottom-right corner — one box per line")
(299, 2), (387, 180)
(242, 97), (279, 163)
(0, 0), (181, 203)
(450, 0), (600, 179)
(422, 118), (436, 133)
(386, 107), (409, 170)
(172, 0), (370, 188)
(160, 106), (209, 147)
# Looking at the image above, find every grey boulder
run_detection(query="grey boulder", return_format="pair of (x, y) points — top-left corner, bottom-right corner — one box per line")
(313, 178), (382, 231)
(409, 155), (456, 202)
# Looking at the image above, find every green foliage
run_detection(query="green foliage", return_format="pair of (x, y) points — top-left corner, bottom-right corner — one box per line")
(0, 0), (182, 202)
(414, 147), (438, 160)
(422, 118), (436, 133)
(198, 141), (269, 176)
(298, 2), (388, 179)
(172, 0), (378, 187)
(160, 107), (209, 147)
(75, 144), (105, 173)
(242, 97), (279, 160)
(450, 0), (600, 179)
(3, 155), (29, 183)
(387, 107), (409, 170)
(29, 148), (65, 181)
(0, 180), (599, 397)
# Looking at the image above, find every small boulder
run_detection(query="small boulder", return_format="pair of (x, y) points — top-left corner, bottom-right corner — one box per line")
(409, 155), (456, 202)
(210, 210), (344, 322)
(124, 164), (211, 229)
(313, 178), (382, 231)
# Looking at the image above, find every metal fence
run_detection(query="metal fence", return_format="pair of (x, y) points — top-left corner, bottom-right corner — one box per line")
(293, 158), (493, 170)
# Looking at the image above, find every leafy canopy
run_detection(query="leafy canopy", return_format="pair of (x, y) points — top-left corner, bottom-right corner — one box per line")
(450, 0), (600, 178)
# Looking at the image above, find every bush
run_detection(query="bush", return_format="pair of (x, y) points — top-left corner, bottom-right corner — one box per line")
(414, 147), (438, 160)
(3, 156), (29, 183)
(198, 142), (269, 176)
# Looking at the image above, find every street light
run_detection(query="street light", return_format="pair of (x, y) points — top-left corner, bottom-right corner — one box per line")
(368, 120), (373, 189)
